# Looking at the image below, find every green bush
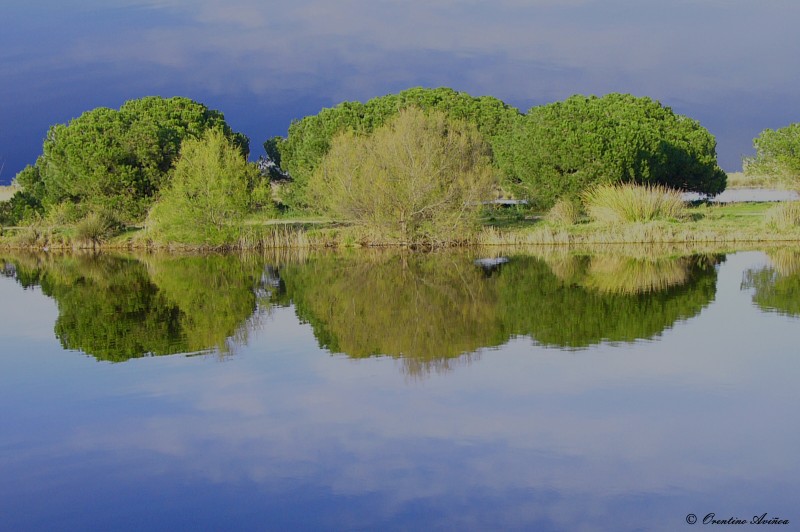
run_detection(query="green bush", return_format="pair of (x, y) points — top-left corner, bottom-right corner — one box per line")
(495, 93), (726, 208)
(745, 123), (800, 185)
(271, 87), (520, 210)
(0, 190), (43, 226)
(582, 183), (687, 224)
(18, 96), (247, 223)
(307, 107), (496, 244)
(146, 128), (263, 246)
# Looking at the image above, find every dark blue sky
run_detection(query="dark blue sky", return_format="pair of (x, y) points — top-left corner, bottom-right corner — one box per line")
(2, 0), (799, 183)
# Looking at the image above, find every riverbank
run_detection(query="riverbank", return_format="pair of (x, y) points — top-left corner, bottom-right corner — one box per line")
(2, 201), (800, 251)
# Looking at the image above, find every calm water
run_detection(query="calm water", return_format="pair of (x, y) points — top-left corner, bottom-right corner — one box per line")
(1, 248), (798, 531)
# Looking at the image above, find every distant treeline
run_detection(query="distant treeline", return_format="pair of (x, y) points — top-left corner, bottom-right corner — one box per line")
(2, 87), (795, 245)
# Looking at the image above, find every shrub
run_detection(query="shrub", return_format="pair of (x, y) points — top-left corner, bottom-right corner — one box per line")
(546, 199), (581, 225)
(74, 210), (122, 245)
(146, 128), (263, 246)
(19, 96), (247, 223)
(765, 202), (800, 230)
(271, 87), (520, 210)
(307, 107), (496, 244)
(582, 183), (687, 224)
(745, 123), (800, 185)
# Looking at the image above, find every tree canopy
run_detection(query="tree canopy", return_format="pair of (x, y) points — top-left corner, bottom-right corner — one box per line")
(307, 107), (496, 244)
(495, 93), (727, 208)
(744, 123), (800, 184)
(269, 87), (520, 209)
(17, 96), (247, 222)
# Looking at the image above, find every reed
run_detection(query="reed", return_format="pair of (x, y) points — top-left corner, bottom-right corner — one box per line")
(583, 183), (687, 224)
(546, 199), (581, 226)
(764, 202), (800, 231)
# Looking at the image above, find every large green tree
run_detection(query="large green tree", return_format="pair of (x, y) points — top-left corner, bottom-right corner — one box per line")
(307, 107), (496, 244)
(269, 87), (520, 210)
(744, 123), (800, 184)
(495, 93), (727, 208)
(17, 96), (247, 222)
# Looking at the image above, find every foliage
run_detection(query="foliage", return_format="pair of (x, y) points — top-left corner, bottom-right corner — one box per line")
(307, 108), (496, 244)
(146, 128), (264, 246)
(20, 96), (246, 222)
(744, 123), (800, 184)
(271, 87), (520, 209)
(582, 183), (687, 224)
(494, 93), (727, 208)
(764, 201), (800, 230)
(0, 190), (43, 226)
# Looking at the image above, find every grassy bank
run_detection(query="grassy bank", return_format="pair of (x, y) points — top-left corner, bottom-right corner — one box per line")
(3, 201), (800, 251)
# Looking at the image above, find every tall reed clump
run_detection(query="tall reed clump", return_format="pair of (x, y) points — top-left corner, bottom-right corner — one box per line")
(764, 202), (800, 231)
(582, 183), (687, 224)
(546, 198), (581, 226)
(74, 211), (121, 247)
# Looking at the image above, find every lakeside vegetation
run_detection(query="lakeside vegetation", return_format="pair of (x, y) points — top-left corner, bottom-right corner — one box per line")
(2, 88), (799, 249)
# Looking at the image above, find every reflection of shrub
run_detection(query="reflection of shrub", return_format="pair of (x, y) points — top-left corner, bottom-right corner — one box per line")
(743, 249), (800, 317)
(583, 183), (686, 224)
(583, 256), (690, 295)
(765, 202), (800, 230)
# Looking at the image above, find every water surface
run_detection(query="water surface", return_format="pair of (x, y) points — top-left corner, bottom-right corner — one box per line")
(1, 248), (798, 530)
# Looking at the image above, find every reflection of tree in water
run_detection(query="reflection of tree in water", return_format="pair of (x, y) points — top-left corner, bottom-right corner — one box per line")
(742, 248), (800, 317)
(277, 249), (722, 374)
(498, 252), (721, 348)
(1, 253), (267, 361)
(2, 248), (723, 371)
(278, 251), (507, 377)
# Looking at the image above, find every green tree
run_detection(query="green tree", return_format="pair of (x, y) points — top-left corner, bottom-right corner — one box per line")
(495, 93), (726, 208)
(0, 190), (42, 226)
(20, 96), (246, 222)
(307, 107), (496, 244)
(146, 128), (262, 246)
(271, 87), (520, 210)
(744, 123), (800, 184)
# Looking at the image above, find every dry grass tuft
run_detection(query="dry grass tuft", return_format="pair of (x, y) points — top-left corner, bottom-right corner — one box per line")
(583, 183), (687, 224)
(764, 202), (800, 231)
(546, 199), (581, 226)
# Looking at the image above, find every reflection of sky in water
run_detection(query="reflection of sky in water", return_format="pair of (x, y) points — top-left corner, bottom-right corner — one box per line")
(1, 251), (799, 530)
(2, 1), (800, 181)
